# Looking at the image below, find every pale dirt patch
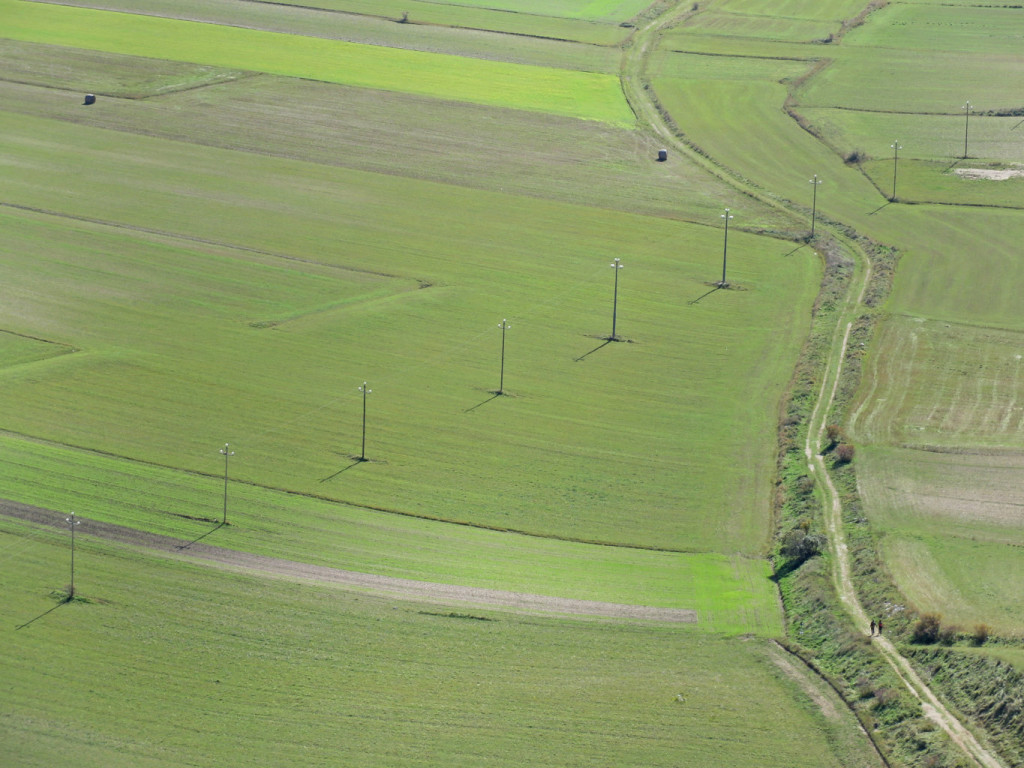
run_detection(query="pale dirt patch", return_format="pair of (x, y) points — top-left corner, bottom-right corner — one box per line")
(0, 500), (697, 624)
(954, 167), (1024, 181)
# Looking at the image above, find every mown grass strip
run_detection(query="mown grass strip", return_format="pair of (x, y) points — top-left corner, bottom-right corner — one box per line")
(0, 0), (634, 125)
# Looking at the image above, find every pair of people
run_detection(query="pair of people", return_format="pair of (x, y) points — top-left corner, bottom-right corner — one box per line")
(869, 619), (883, 636)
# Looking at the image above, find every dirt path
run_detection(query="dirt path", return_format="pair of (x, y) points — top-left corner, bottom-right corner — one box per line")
(620, 5), (1007, 765)
(803, 264), (1006, 768)
(0, 499), (697, 623)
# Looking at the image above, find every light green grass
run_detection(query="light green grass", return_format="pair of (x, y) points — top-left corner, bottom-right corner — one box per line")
(0, 433), (784, 636)
(0, 111), (820, 555)
(315, 0), (654, 21)
(798, 48), (1024, 115)
(801, 108), (1024, 167)
(861, 157), (1024, 208)
(675, 12), (834, 43)
(18, 0), (623, 71)
(0, 0), (634, 124)
(842, 3), (1024, 56)
(0, 520), (851, 767)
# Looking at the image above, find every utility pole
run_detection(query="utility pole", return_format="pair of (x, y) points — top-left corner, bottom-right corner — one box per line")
(720, 209), (733, 286)
(962, 101), (972, 159)
(609, 258), (623, 340)
(219, 443), (234, 524)
(66, 512), (80, 597)
(891, 140), (902, 202)
(358, 383), (371, 460)
(809, 175), (822, 238)
(497, 319), (511, 394)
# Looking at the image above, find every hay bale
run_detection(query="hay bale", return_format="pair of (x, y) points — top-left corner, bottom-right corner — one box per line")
(657, 149), (668, 162)
(83, 94), (96, 105)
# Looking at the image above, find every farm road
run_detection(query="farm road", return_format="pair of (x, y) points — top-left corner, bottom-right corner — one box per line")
(799, 223), (1006, 768)
(0, 499), (697, 623)
(620, 4), (1011, 764)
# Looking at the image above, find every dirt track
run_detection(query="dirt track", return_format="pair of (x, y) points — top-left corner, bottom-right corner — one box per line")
(0, 499), (697, 623)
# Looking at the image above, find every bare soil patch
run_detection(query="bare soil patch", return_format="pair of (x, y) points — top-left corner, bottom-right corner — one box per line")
(954, 167), (1024, 181)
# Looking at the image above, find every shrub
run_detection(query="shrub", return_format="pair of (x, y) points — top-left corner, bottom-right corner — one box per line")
(835, 443), (855, 463)
(912, 613), (942, 644)
(938, 625), (959, 646)
(844, 149), (865, 165)
(972, 624), (990, 646)
(781, 530), (826, 562)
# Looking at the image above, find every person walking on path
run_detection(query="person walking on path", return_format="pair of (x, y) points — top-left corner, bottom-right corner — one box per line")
(877, 619), (883, 635)
(870, 620), (876, 636)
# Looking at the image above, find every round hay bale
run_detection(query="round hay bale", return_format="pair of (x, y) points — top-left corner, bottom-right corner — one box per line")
(657, 149), (668, 162)
(83, 94), (96, 105)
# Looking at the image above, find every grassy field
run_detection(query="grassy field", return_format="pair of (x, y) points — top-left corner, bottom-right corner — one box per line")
(0, 0), (633, 124)
(8, 0), (1024, 763)
(0, 519), (870, 768)
(24, 0), (628, 69)
(0, 108), (820, 554)
(0, 434), (784, 635)
(646, 0), (1024, 643)
(0, 49), (776, 225)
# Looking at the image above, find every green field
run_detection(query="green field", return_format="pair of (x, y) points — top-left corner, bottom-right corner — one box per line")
(0, 108), (819, 554)
(0, 519), (877, 767)
(0, 0), (634, 124)
(645, 0), (1024, 648)
(5, 0), (1024, 764)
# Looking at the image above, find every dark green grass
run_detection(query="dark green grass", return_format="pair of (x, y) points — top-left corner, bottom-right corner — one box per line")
(0, 520), (852, 768)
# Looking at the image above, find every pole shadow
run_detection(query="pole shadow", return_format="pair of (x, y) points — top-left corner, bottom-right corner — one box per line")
(783, 243), (806, 257)
(177, 521), (225, 551)
(688, 286), (723, 305)
(868, 201), (892, 216)
(16, 600), (68, 631)
(319, 460), (364, 482)
(464, 393), (502, 413)
(574, 339), (613, 362)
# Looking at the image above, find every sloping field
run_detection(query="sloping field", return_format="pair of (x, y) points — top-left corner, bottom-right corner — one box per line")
(0, 110), (820, 554)
(0, 0), (634, 124)
(849, 316), (1024, 450)
(0, 434), (783, 635)
(0, 50), (776, 225)
(857, 445), (1024, 634)
(0, 518), (870, 768)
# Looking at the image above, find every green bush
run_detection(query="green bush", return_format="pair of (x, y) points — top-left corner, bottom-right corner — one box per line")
(971, 624), (990, 646)
(912, 613), (942, 644)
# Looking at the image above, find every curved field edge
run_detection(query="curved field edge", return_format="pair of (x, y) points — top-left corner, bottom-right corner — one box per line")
(0, 0), (635, 126)
(0, 433), (782, 636)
